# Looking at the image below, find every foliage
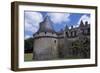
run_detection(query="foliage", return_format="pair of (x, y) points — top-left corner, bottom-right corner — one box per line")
(24, 38), (33, 53)
(71, 36), (90, 58)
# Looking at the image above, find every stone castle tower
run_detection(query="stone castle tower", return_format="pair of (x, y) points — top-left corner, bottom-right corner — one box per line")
(33, 16), (90, 60)
(33, 16), (59, 60)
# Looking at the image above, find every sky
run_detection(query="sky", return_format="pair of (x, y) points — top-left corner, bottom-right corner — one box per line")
(24, 11), (90, 39)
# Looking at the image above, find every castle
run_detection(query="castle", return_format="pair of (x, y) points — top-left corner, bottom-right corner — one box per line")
(33, 16), (90, 60)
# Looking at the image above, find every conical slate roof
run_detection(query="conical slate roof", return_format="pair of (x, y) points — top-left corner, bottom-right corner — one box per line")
(38, 16), (55, 33)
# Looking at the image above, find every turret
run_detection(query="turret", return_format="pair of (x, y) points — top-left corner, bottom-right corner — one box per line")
(33, 16), (58, 60)
(79, 20), (84, 27)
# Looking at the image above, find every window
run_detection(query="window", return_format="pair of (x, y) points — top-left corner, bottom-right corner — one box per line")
(83, 29), (89, 35)
(71, 31), (73, 37)
(54, 40), (56, 43)
(71, 31), (75, 37)
(72, 31), (75, 37)
(66, 32), (68, 37)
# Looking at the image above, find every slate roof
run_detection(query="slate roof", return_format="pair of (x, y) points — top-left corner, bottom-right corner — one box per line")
(38, 16), (56, 33)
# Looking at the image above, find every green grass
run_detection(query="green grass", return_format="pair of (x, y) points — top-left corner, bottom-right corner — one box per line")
(24, 53), (33, 61)
(24, 53), (88, 61)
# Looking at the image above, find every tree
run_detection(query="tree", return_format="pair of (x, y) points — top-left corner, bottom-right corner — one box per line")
(24, 38), (34, 53)
(71, 36), (90, 58)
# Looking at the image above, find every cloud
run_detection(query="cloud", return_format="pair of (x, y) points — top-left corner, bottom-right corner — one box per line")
(25, 35), (32, 39)
(76, 15), (90, 27)
(25, 12), (43, 35)
(47, 13), (70, 24)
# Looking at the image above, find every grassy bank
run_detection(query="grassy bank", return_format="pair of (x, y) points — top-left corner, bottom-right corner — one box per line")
(24, 53), (33, 61)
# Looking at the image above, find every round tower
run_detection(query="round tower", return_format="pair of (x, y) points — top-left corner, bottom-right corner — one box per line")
(33, 16), (58, 60)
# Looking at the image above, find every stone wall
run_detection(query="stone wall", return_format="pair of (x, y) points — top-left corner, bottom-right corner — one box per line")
(33, 34), (58, 60)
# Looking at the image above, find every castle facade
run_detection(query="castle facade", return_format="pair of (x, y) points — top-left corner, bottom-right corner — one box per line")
(33, 16), (90, 60)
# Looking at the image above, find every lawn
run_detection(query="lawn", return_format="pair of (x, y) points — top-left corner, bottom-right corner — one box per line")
(24, 53), (33, 61)
(24, 53), (88, 61)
